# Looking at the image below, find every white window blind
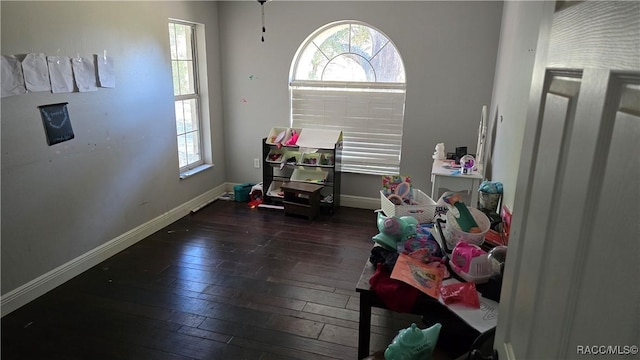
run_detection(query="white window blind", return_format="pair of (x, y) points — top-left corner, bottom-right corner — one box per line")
(291, 80), (406, 175)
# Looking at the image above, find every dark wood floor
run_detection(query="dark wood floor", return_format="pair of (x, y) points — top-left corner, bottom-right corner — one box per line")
(2, 200), (431, 360)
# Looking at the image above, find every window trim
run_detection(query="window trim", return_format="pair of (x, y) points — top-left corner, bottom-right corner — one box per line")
(169, 20), (205, 173)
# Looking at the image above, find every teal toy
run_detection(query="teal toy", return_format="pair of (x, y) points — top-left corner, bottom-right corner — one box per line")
(372, 211), (418, 250)
(384, 323), (442, 360)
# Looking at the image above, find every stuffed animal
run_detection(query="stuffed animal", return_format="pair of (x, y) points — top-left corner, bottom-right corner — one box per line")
(285, 129), (299, 146)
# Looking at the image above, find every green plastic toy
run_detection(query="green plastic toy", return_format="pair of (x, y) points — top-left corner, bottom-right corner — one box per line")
(384, 323), (442, 360)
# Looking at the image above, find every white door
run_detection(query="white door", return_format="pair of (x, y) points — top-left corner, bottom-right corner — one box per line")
(495, 2), (640, 359)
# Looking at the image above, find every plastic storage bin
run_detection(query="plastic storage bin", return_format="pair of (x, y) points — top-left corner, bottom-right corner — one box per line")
(380, 189), (437, 224)
(266, 127), (291, 145)
(265, 148), (284, 163)
(234, 183), (254, 202)
(290, 168), (328, 184)
(443, 206), (491, 248)
(267, 181), (286, 198)
(299, 152), (321, 166)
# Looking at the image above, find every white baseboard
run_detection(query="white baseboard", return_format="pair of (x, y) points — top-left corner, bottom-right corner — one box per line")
(0, 184), (228, 317)
(0, 184), (377, 317)
(340, 194), (380, 210)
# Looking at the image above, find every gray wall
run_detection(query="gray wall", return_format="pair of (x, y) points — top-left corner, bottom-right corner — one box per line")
(486, 1), (547, 210)
(1, 1), (225, 295)
(218, 1), (503, 197)
(1, 1), (522, 306)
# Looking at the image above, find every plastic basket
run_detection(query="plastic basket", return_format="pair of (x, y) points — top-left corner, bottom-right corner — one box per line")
(444, 206), (491, 248)
(267, 181), (285, 198)
(380, 189), (437, 224)
(291, 168), (328, 184)
(299, 152), (321, 166)
(282, 150), (301, 164)
(266, 127), (291, 145)
(265, 148), (284, 163)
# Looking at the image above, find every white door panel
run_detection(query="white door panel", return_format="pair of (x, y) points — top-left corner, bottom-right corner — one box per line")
(495, 2), (640, 359)
(566, 78), (639, 351)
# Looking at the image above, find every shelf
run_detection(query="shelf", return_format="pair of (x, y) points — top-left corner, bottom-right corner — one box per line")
(262, 133), (341, 214)
(290, 168), (328, 184)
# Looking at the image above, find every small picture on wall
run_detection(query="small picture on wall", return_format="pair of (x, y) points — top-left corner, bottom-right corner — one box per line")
(38, 102), (74, 146)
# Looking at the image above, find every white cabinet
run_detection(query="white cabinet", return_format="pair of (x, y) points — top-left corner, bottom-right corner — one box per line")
(430, 160), (482, 206)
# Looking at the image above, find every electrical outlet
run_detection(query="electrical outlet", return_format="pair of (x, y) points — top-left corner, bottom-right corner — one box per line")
(253, 158), (260, 168)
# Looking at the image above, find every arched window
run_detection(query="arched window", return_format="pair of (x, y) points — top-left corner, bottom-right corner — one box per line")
(290, 21), (406, 175)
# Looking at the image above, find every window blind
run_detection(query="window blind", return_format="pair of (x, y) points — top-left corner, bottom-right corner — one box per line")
(290, 81), (406, 175)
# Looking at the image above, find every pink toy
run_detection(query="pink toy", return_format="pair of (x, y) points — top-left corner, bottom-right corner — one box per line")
(451, 242), (485, 273)
(285, 129), (299, 146)
(449, 242), (493, 283)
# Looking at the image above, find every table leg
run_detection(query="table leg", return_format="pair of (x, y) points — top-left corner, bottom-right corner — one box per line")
(358, 292), (373, 359)
(471, 178), (480, 208)
(431, 174), (438, 200)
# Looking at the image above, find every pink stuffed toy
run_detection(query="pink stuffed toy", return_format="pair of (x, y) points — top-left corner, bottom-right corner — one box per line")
(285, 129), (299, 146)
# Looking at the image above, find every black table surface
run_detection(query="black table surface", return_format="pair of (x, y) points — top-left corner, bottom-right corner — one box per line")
(355, 257), (491, 359)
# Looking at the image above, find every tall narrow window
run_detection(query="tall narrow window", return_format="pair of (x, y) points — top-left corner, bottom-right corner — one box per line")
(169, 21), (202, 171)
(290, 21), (406, 175)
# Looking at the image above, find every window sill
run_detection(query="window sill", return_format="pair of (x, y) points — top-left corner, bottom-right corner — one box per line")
(180, 164), (213, 180)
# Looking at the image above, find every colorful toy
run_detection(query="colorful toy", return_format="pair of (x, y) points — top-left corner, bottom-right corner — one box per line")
(285, 129), (299, 146)
(382, 175), (413, 204)
(460, 154), (475, 175)
(384, 323), (441, 360)
(372, 211), (418, 250)
(247, 183), (263, 208)
(450, 242), (493, 283)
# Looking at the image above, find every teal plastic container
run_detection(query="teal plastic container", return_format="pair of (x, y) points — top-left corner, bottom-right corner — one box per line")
(233, 183), (254, 202)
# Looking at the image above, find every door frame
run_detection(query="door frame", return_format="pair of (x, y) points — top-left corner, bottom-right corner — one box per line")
(493, 1), (556, 358)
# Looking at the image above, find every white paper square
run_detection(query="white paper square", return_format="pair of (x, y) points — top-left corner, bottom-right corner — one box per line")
(95, 54), (115, 88)
(72, 56), (97, 92)
(1, 55), (27, 98)
(47, 56), (74, 93)
(22, 53), (51, 92)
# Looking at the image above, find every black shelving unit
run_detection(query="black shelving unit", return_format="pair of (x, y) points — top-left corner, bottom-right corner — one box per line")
(262, 137), (341, 214)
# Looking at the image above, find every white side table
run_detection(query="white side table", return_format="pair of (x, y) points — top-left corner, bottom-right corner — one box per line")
(430, 160), (483, 206)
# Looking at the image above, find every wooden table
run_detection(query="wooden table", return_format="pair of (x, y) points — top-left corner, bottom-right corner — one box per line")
(356, 259), (489, 359)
